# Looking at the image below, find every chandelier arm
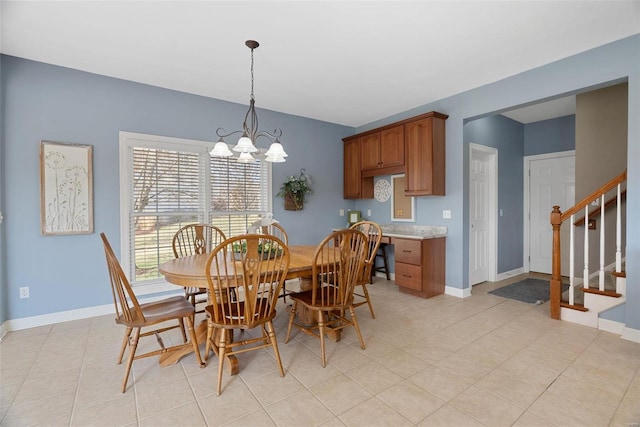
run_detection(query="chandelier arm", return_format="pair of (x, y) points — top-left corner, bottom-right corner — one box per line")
(254, 129), (283, 142)
(243, 98), (258, 141)
(215, 128), (245, 139)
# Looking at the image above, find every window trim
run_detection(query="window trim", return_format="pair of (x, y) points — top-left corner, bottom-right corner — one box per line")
(119, 131), (273, 296)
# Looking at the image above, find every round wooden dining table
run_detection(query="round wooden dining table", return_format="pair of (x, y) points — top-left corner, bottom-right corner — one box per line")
(158, 245), (320, 374)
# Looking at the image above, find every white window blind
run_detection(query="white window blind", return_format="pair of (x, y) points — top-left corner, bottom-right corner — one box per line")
(120, 132), (271, 292)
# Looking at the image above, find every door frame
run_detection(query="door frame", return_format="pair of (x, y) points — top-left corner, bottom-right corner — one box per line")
(468, 143), (498, 286)
(523, 150), (576, 273)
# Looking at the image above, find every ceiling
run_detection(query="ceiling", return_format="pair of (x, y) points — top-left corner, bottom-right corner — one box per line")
(500, 95), (576, 124)
(1, 1), (638, 127)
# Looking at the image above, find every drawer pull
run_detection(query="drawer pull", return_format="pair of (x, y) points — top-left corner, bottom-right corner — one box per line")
(402, 250), (412, 253)
(402, 274), (412, 278)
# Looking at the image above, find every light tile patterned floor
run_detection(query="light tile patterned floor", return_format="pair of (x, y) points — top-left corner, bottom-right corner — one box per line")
(1, 274), (639, 426)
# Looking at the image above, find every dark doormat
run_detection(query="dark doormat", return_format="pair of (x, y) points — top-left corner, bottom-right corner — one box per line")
(488, 278), (561, 304)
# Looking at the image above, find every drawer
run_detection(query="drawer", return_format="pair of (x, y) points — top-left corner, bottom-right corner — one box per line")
(394, 238), (421, 265)
(395, 262), (422, 290)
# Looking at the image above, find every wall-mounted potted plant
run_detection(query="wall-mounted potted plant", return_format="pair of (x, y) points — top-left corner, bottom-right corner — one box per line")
(277, 168), (312, 210)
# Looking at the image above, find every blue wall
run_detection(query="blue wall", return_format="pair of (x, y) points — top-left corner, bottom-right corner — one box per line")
(524, 115), (575, 156)
(0, 55), (6, 324)
(354, 35), (639, 330)
(1, 55), (353, 320)
(2, 34), (639, 333)
(464, 115), (524, 274)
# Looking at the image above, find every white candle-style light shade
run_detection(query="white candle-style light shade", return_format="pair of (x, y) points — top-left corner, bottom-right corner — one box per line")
(265, 153), (286, 163)
(233, 135), (258, 153)
(210, 140), (234, 157)
(237, 151), (256, 163)
(264, 141), (288, 158)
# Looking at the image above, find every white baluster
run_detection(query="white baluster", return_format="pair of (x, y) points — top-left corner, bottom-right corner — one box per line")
(599, 194), (605, 291)
(583, 205), (589, 289)
(616, 184), (622, 273)
(570, 214), (575, 305)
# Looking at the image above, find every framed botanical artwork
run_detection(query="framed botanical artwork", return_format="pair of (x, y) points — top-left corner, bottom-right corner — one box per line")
(40, 141), (94, 235)
(391, 174), (415, 222)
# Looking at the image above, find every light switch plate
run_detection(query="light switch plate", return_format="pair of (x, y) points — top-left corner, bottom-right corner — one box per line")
(443, 210), (452, 219)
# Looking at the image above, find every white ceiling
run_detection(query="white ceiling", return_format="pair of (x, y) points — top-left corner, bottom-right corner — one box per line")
(500, 95), (576, 124)
(1, 1), (639, 127)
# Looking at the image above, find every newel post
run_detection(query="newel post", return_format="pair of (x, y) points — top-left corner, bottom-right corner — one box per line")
(550, 205), (562, 320)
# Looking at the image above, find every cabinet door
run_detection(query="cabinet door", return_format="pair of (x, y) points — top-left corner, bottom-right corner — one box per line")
(344, 138), (362, 198)
(344, 137), (373, 199)
(360, 133), (381, 171)
(405, 117), (446, 196)
(379, 125), (404, 168)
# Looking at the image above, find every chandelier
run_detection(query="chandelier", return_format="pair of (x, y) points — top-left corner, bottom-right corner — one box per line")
(210, 40), (287, 163)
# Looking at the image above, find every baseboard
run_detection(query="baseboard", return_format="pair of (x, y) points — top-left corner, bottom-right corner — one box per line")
(495, 267), (525, 282)
(1, 292), (182, 333)
(446, 285), (470, 298)
(598, 318), (626, 335)
(0, 322), (8, 342)
(621, 326), (640, 344)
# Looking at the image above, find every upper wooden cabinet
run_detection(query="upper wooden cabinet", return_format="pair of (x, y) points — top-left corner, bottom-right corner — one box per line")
(404, 113), (447, 196)
(361, 125), (405, 176)
(343, 111), (447, 198)
(343, 137), (373, 199)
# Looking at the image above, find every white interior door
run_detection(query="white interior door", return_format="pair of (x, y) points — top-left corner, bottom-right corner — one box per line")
(529, 155), (575, 274)
(469, 145), (496, 285)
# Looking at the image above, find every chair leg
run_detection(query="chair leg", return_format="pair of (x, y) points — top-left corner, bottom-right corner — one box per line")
(118, 326), (133, 364)
(266, 320), (285, 377)
(349, 306), (366, 350)
(216, 330), (227, 396)
(360, 283), (376, 319)
(178, 318), (187, 343)
(186, 316), (204, 367)
(205, 319), (213, 362)
(317, 311), (326, 368)
(121, 327), (140, 393)
(284, 301), (297, 343)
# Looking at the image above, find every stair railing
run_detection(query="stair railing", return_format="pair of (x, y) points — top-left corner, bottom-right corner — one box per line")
(549, 170), (626, 319)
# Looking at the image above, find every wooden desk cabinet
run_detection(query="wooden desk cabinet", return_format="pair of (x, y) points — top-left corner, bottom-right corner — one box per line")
(393, 237), (446, 298)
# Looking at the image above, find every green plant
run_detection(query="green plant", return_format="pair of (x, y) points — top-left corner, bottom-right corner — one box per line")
(277, 169), (312, 209)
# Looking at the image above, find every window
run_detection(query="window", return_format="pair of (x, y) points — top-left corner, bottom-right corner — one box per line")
(119, 132), (272, 294)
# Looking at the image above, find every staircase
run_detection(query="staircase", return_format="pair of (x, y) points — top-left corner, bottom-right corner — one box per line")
(549, 170), (626, 328)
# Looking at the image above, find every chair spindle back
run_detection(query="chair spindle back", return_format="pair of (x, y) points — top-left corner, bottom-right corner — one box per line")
(205, 234), (290, 328)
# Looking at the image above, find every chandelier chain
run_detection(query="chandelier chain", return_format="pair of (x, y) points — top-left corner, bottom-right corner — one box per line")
(250, 47), (255, 101)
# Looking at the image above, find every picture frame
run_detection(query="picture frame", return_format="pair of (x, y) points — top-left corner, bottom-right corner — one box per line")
(391, 174), (415, 222)
(348, 210), (362, 225)
(40, 141), (94, 235)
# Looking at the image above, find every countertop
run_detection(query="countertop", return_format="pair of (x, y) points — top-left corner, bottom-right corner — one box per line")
(338, 224), (447, 240)
(379, 224), (447, 240)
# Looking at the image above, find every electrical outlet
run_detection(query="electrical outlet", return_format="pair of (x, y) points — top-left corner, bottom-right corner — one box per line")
(443, 210), (452, 219)
(339, 209), (345, 216)
(19, 286), (29, 299)
(367, 209), (371, 216)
